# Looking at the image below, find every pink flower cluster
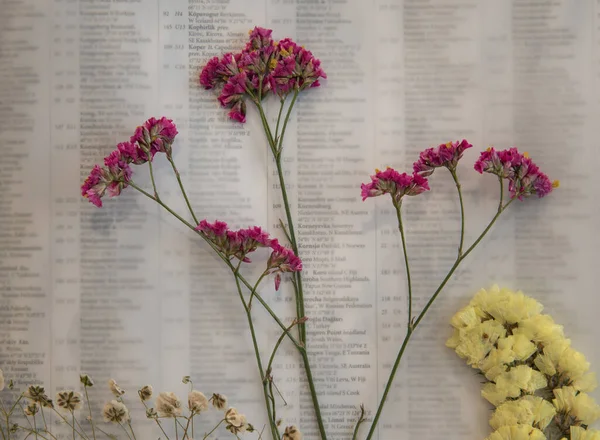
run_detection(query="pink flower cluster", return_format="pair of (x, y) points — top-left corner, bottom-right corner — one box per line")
(195, 220), (302, 290)
(199, 27), (326, 123)
(413, 139), (473, 176)
(81, 117), (178, 207)
(474, 147), (559, 199)
(361, 168), (430, 203)
(363, 141), (557, 204)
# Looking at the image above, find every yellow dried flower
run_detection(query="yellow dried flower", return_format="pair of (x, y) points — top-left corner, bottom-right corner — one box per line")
(485, 425), (545, 440)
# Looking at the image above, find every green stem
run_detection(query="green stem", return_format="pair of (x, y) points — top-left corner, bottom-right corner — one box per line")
(274, 99), (285, 142)
(71, 412), (75, 440)
(450, 169), (466, 256)
(147, 155), (160, 201)
(275, 90), (298, 156)
(394, 200), (412, 328)
(364, 189), (515, 440)
(351, 405), (366, 440)
(248, 272), (268, 310)
(84, 386), (96, 440)
(233, 269), (280, 440)
(119, 422), (133, 440)
(127, 420), (137, 440)
(202, 419), (224, 439)
(168, 155), (199, 225)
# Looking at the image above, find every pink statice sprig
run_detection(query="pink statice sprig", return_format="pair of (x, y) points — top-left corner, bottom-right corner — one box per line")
(361, 167), (430, 204)
(474, 147), (559, 199)
(413, 139), (473, 177)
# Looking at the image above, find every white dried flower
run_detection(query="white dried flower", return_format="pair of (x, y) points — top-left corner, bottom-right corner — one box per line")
(0, 369), (4, 391)
(80, 374), (94, 387)
(24, 402), (39, 416)
(283, 425), (302, 440)
(211, 393), (227, 410)
(138, 385), (153, 401)
(103, 400), (130, 424)
(225, 407), (248, 434)
(56, 390), (83, 411)
(155, 392), (182, 417)
(108, 379), (125, 397)
(188, 390), (209, 413)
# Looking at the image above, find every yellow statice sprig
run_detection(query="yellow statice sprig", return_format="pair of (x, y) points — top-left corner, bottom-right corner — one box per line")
(448, 285), (599, 439)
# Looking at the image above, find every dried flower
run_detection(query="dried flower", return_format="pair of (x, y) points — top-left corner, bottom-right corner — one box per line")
(196, 220), (274, 262)
(130, 117), (178, 158)
(188, 390), (209, 413)
(56, 390), (83, 411)
(182, 376), (191, 384)
(146, 407), (157, 419)
(138, 385), (153, 401)
(24, 403), (39, 416)
(108, 379), (125, 397)
(267, 241), (302, 290)
(361, 168), (430, 203)
(225, 407), (248, 434)
(211, 393), (227, 410)
(103, 400), (130, 424)
(80, 374), (94, 387)
(270, 38), (326, 96)
(283, 425), (303, 440)
(25, 385), (53, 408)
(155, 392), (182, 417)
(474, 147), (558, 199)
(413, 139), (473, 176)
(81, 152), (132, 208)
(0, 369), (4, 392)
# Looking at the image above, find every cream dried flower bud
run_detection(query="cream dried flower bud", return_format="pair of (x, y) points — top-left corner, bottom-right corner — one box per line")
(24, 403), (39, 416)
(103, 400), (130, 424)
(225, 407), (248, 434)
(138, 385), (153, 401)
(283, 425), (302, 440)
(80, 374), (94, 387)
(108, 379), (125, 397)
(0, 369), (4, 392)
(155, 392), (182, 417)
(56, 390), (83, 411)
(146, 407), (158, 419)
(188, 390), (209, 413)
(211, 393), (227, 410)
(182, 376), (191, 384)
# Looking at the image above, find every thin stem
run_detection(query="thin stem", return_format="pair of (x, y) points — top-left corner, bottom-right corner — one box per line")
(140, 401), (170, 440)
(32, 412), (39, 440)
(275, 90), (298, 156)
(84, 386), (97, 440)
(175, 419), (179, 440)
(119, 422), (133, 440)
(450, 169), (466, 256)
(274, 99), (286, 142)
(202, 419), (224, 439)
(351, 405), (366, 440)
(365, 189), (515, 440)
(39, 407), (48, 433)
(248, 272), (267, 310)
(51, 408), (87, 439)
(17, 428), (50, 440)
(147, 156), (160, 201)
(497, 176), (504, 213)
(233, 270), (280, 440)
(73, 417), (91, 440)
(394, 200), (413, 328)
(168, 156), (199, 225)
(71, 412), (75, 440)
(127, 420), (137, 440)
(182, 412), (194, 439)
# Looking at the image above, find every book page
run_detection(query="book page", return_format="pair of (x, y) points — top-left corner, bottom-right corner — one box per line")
(1, 1), (599, 439)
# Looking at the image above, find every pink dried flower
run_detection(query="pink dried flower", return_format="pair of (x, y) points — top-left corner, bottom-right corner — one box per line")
(199, 53), (241, 90)
(117, 141), (150, 165)
(413, 139), (473, 176)
(269, 39), (326, 97)
(246, 27), (274, 52)
(474, 147), (558, 199)
(131, 117), (178, 157)
(218, 73), (248, 123)
(267, 242), (303, 291)
(195, 221), (274, 262)
(81, 151), (132, 208)
(361, 168), (430, 203)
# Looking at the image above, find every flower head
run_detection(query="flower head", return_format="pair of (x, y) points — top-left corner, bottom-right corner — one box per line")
(138, 385), (153, 401)
(267, 241), (302, 290)
(108, 379), (125, 397)
(155, 392), (182, 417)
(56, 390), (82, 411)
(474, 147), (558, 199)
(103, 400), (130, 424)
(361, 168), (429, 203)
(130, 117), (178, 157)
(211, 393), (227, 410)
(196, 220), (274, 262)
(269, 39), (326, 97)
(25, 385), (53, 408)
(79, 374), (94, 387)
(413, 139), (473, 176)
(283, 425), (303, 440)
(188, 390), (209, 413)
(225, 408), (248, 434)
(24, 402), (39, 416)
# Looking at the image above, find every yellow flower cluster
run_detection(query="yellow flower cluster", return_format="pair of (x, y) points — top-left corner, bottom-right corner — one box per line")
(447, 285), (600, 440)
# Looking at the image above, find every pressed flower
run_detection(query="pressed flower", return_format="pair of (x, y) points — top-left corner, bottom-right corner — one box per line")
(188, 390), (209, 413)
(225, 407), (248, 434)
(570, 426), (600, 440)
(155, 392), (182, 417)
(413, 139), (473, 176)
(485, 425), (546, 440)
(25, 385), (53, 408)
(130, 117), (178, 158)
(211, 393), (227, 410)
(108, 379), (125, 397)
(56, 390), (82, 411)
(283, 425), (303, 440)
(269, 38), (326, 96)
(553, 386), (600, 426)
(138, 385), (153, 401)
(103, 400), (130, 424)
(81, 151), (132, 208)
(474, 147), (558, 199)
(361, 168), (429, 203)
(267, 241), (302, 290)
(24, 402), (39, 416)
(79, 374), (94, 387)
